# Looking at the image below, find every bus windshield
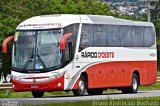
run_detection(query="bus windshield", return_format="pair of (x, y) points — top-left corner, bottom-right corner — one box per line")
(12, 29), (62, 72)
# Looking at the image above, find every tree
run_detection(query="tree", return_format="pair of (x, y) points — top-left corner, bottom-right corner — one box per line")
(151, 0), (160, 70)
(151, 0), (160, 37)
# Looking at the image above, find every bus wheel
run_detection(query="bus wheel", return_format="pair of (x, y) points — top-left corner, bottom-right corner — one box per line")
(87, 89), (103, 95)
(122, 73), (139, 94)
(32, 91), (44, 98)
(73, 75), (86, 96)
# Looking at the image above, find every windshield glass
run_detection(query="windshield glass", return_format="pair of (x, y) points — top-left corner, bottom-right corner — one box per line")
(12, 29), (62, 71)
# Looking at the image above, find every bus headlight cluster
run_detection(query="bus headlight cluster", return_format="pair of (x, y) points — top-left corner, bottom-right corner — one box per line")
(49, 71), (66, 80)
(11, 75), (25, 80)
(11, 75), (18, 80)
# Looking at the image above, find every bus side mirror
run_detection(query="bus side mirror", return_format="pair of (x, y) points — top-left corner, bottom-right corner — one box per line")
(60, 32), (73, 51)
(2, 36), (14, 54)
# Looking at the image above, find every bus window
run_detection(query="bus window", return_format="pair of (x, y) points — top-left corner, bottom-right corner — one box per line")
(63, 24), (79, 48)
(63, 24), (79, 63)
(81, 31), (89, 46)
(107, 25), (121, 47)
(93, 24), (107, 47)
(143, 27), (155, 47)
(79, 24), (94, 51)
(120, 26), (132, 47)
(131, 26), (144, 47)
(37, 30), (62, 68)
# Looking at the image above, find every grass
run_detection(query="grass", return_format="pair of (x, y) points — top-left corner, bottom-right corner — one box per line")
(0, 82), (160, 98)
(24, 97), (160, 106)
(139, 82), (160, 91)
(0, 90), (32, 98)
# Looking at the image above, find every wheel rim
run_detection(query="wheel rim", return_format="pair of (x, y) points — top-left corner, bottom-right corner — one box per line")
(133, 77), (137, 90)
(79, 80), (85, 93)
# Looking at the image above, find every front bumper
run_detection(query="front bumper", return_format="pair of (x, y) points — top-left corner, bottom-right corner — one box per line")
(12, 75), (64, 92)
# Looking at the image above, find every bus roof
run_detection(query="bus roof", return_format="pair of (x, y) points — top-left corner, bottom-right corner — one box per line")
(16, 14), (154, 30)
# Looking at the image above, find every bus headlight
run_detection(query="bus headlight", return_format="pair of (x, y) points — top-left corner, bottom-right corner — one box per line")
(57, 83), (61, 87)
(49, 71), (66, 80)
(11, 75), (17, 80)
(11, 75), (25, 80)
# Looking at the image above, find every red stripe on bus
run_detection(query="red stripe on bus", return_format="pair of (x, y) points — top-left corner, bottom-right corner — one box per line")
(72, 61), (157, 89)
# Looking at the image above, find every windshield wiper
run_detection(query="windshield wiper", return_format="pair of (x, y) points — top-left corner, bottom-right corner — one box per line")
(35, 53), (46, 69)
(22, 46), (35, 71)
(22, 46), (47, 71)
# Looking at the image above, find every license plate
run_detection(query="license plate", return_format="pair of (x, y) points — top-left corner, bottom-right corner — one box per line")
(31, 85), (39, 88)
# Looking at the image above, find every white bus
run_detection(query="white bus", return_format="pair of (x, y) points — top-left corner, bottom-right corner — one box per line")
(2, 14), (157, 97)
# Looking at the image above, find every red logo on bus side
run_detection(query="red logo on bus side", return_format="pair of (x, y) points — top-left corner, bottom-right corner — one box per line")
(18, 23), (62, 27)
(81, 51), (114, 58)
(98, 52), (114, 58)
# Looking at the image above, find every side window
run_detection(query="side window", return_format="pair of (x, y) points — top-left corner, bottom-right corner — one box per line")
(143, 27), (155, 47)
(107, 25), (121, 46)
(63, 24), (79, 48)
(93, 24), (107, 46)
(63, 24), (79, 63)
(119, 26), (132, 47)
(79, 24), (94, 51)
(131, 26), (144, 47)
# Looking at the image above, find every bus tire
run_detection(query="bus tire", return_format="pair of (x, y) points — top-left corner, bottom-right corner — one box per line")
(87, 89), (103, 95)
(32, 91), (44, 98)
(73, 75), (86, 96)
(121, 73), (139, 94)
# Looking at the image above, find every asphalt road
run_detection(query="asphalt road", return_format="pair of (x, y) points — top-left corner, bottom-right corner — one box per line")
(0, 90), (160, 106)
